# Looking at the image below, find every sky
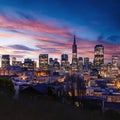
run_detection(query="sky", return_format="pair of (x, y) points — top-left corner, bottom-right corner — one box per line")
(0, 0), (120, 65)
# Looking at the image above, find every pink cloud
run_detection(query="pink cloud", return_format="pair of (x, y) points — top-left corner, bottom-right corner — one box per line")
(0, 15), (72, 38)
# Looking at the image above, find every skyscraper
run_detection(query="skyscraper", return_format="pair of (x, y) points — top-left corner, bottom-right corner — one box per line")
(39, 54), (48, 71)
(111, 56), (119, 79)
(53, 58), (60, 73)
(72, 35), (78, 71)
(1, 55), (10, 68)
(61, 54), (70, 72)
(94, 45), (104, 70)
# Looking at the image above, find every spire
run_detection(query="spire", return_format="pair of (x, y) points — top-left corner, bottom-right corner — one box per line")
(74, 35), (76, 45)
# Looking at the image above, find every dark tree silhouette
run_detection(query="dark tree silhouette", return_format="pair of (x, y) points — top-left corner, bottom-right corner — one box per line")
(0, 77), (15, 95)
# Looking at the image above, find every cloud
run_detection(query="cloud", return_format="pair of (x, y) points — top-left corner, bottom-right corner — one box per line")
(0, 14), (73, 38)
(8, 44), (34, 51)
(10, 54), (24, 58)
(106, 35), (120, 44)
(12, 50), (30, 54)
(16, 11), (36, 21)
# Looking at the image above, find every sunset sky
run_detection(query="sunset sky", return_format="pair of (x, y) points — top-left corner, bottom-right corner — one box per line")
(0, 0), (120, 65)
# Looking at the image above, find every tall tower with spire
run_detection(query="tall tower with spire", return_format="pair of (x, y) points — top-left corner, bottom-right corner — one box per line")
(72, 35), (78, 71)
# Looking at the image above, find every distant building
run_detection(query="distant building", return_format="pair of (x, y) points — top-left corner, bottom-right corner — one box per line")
(61, 54), (68, 62)
(72, 35), (78, 71)
(1, 55), (10, 68)
(61, 54), (70, 72)
(49, 58), (61, 74)
(84, 57), (89, 71)
(94, 45), (104, 69)
(49, 58), (54, 71)
(53, 58), (60, 73)
(12, 57), (22, 67)
(0, 67), (14, 76)
(89, 62), (93, 70)
(84, 57), (89, 65)
(111, 56), (119, 79)
(23, 58), (35, 70)
(39, 54), (48, 71)
(94, 45), (104, 76)
(78, 57), (83, 72)
(106, 63), (112, 78)
(12, 57), (16, 65)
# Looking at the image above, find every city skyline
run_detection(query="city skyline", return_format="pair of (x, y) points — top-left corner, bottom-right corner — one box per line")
(0, 39), (119, 67)
(0, 0), (120, 64)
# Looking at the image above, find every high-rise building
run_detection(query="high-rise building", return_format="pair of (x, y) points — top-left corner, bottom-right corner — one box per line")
(94, 45), (104, 69)
(61, 54), (70, 72)
(53, 58), (60, 73)
(78, 57), (83, 72)
(49, 58), (54, 71)
(72, 35), (78, 71)
(84, 57), (89, 65)
(94, 45), (104, 77)
(111, 56), (119, 79)
(1, 55), (10, 68)
(23, 58), (34, 70)
(39, 54), (48, 71)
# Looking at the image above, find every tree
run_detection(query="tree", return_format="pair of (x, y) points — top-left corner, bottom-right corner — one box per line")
(0, 77), (15, 95)
(76, 75), (86, 96)
(65, 74), (86, 104)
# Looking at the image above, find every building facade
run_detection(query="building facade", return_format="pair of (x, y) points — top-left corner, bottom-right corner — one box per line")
(23, 58), (35, 70)
(39, 54), (48, 71)
(94, 45), (104, 76)
(111, 56), (119, 79)
(1, 55), (10, 68)
(61, 54), (70, 72)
